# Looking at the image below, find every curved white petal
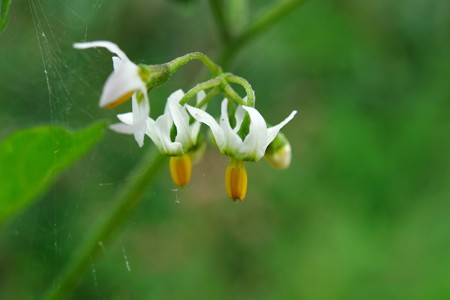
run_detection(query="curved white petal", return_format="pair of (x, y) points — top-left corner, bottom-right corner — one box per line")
(219, 99), (243, 154)
(134, 127), (146, 148)
(116, 112), (134, 125)
(112, 56), (122, 70)
(186, 105), (225, 148)
(155, 114), (182, 154)
(168, 100), (192, 147)
(196, 90), (206, 105)
(73, 40), (129, 61)
(168, 89), (185, 104)
(146, 113), (183, 155)
(241, 106), (269, 161)
(99, 61), (144, 108)
(109, 123), (136, 134)
(233, 105), (246, 133)
(266, 110), (297, 146)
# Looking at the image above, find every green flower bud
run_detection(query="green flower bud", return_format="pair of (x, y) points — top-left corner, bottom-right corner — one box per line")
(265, 132), (292, 169)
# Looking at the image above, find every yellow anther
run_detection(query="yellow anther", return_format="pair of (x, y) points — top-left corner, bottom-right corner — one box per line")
(169, 154), (192, 187)
(225, 159), (248, 201)
(103, 90), (134, 109)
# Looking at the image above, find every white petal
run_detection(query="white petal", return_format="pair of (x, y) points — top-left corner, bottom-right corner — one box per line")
(241, 106), (269, 161)
(196, 90), (206, 105)
(134, 127), (146, 148)
(147, 113), (183, 155)
(233, 105), (246, 133)
(109, 123), (136, 134)
(99, 61), (144, 108)
(219, 99), (243, 152)
(73, 40), (129, 61)
(131, 94), (150, 125)
(266, 110), (297, 146)
(112, 56), (122, 70)
(190, 122), (201, 143)
(168, 99), (192, 147)
(168, 89), (185, 104)
(186, 105), (225, 148)
(116, 112), (134, 125)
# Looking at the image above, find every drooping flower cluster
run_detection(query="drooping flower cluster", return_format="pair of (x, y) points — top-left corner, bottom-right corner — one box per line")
(74, 41), (297, 201)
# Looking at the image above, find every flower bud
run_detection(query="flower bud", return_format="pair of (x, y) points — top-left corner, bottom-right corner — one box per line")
(265, 132), (292, 169)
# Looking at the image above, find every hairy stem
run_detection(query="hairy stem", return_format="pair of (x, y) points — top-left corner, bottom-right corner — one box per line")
(167, 52), (222, 76)
(44, 150), (167, 300)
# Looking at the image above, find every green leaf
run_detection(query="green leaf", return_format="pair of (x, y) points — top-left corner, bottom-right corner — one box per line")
(0, 0), (12, 34)
(0, 122), (106, 225)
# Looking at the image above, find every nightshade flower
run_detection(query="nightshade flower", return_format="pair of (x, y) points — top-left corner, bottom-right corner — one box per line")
(146, 89), (206, 186)
(73, 40), (148, 109)
(186, 98), (297, 201)
(186, 99), (297, 162)
(109, 94), (150, 148)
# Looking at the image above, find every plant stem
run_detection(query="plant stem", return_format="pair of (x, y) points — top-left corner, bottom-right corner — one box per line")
(44, 149), (167, 300)
(197, 86), (221, 108)
(208, 0), (231, 43)
(167, 52), (222, 76)
(225, 74), (254, 106)
(179, 73), (247, 106)
(219, 0), (307, 67)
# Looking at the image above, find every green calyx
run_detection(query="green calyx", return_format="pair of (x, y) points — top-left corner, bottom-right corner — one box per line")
(138, 64), (171, 92)
(265, 131), (289, 155)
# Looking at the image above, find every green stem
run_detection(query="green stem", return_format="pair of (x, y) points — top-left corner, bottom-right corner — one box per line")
(225, 74), (254, 106)
(219, 0), (307, 67)
(167, 52), (222, 76)
(0, 0), (12, 33)
(44, 149), (167, 300)
(197, 86), (221, 108)
(179, 73), (247, 106)
(208, 0), (231, 43)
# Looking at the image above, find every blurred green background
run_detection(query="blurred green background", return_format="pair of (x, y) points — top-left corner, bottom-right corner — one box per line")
(1, 0), (450, 299)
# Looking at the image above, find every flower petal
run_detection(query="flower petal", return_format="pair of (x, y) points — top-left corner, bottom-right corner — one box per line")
(241, 106), (269, 161)
(168, 89), (185, 104)
(266, 110), (297, 146)
(220, 99), (243, 154)
(168, 97), (192, 148)
(147, 114), (183, 155)
(186, 105), (225, 148)
(112, 56), (122, 70)
(73, 40), (129, 61)
(196, 90), (206, 105)
(233, 105), (246, 133)
(116, 112), (134, 125)
(99, 61), (144, 108)
(109, 122), (136, 135)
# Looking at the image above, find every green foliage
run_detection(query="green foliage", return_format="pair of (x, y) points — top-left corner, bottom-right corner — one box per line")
(0, 0), (12, 34)
(0, 122), (106, 225)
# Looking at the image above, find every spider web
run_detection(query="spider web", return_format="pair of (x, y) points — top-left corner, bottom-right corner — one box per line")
(0, 0), (215, 298)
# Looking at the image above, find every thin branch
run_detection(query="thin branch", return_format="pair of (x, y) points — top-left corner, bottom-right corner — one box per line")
(208, 0), (231, 43)
(44, 150), (167, 300)
(219, 0), (308, 67)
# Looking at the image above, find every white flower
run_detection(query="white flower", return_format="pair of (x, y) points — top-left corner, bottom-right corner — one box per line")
(73, 40), (147, 108)
(109, 94), (150, 147)
(146, 89), (206, 156)
(186, 98), (297, 161)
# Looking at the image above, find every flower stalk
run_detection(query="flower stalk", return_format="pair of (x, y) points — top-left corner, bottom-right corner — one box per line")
(44, 149), (166, 300)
